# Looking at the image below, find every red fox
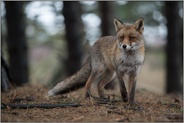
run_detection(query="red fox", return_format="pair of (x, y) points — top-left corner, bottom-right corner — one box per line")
(48, 18), (145, 105)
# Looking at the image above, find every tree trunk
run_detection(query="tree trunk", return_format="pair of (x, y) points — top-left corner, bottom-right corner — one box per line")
(165, 1), (182, 93)
(1, 51), (14, 91)
(99, 1), (115, 36)
(62, 1), (84, 76)
(5, 2), (29, 86)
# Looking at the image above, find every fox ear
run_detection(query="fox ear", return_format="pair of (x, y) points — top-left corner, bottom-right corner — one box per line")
(113, 18), (123, 32)
(134, 17), (144, 34)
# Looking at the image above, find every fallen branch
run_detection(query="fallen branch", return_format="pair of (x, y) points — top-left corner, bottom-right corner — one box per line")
(2, 103), (81, 109)
(12, 97), (34, 103)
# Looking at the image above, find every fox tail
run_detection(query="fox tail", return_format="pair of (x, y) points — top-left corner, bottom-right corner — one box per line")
(48, 56), (91, 96)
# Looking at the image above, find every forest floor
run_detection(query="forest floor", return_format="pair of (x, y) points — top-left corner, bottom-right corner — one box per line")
(1, 83), (183, 122)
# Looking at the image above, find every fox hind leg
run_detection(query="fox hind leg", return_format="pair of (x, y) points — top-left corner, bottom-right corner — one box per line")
(85, 74), (95, 98)
(84, 67), (105, 98)
(98, 71), (116, 99)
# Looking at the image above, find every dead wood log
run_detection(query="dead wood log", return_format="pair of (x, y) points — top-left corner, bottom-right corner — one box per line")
(2, 103), (81, 109)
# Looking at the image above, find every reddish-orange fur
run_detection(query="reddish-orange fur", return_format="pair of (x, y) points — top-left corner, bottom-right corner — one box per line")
(48, 18), (145, 105)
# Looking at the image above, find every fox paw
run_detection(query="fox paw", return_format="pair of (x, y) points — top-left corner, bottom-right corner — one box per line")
(127, 102), (142, 110)
(85, 93), (90, 99)
(122, 97), (128, 102)
(85, 90), (92, 99)
(98, 97), (110, 102)
(92, 96), (111, 104)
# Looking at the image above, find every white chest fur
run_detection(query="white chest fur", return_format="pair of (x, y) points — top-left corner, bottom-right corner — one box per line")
(117, 51), (144, 75)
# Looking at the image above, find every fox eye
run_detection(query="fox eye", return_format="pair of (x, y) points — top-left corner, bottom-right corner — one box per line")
(130, 36), (136, 40)
(119, 36), (124, 40)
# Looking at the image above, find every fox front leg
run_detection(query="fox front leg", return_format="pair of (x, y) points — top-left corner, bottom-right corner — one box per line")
(128, 73), (138, 106)
(117, 73), (128, 102)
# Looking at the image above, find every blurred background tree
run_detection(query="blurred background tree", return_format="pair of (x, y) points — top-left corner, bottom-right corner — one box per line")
(1, 1), (183, 94)
(4, 1), (29, 86)
(165, 1), (182, 93)
(98, 1), (115, 36)
(62, 1), (85, 76)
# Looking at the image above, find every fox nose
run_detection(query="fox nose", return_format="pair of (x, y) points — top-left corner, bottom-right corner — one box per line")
(122, 45), (127, 49)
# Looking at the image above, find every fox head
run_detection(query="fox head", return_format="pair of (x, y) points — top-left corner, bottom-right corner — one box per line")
(113, 18), (144, 51)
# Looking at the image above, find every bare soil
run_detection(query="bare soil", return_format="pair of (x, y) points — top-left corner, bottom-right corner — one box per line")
(1, 84), (183, 122)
